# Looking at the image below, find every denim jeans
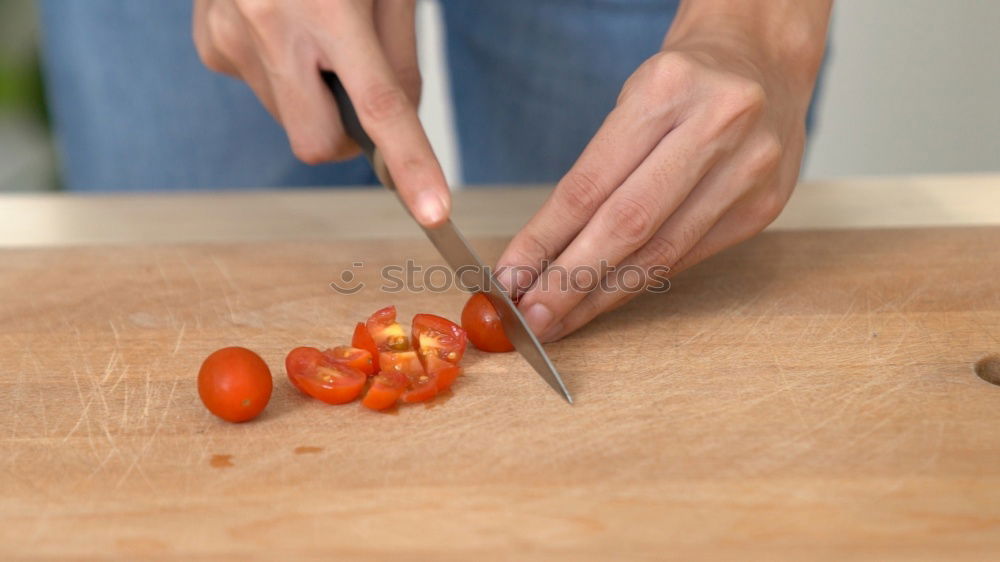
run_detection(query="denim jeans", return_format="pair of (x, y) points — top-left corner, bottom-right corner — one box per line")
(40, 1), (819, 191)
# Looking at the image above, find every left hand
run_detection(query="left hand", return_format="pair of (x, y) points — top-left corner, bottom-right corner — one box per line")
(496, 2), (831, 342)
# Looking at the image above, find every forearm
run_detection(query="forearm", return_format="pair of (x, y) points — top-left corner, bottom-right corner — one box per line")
(665, 0), (833, 90)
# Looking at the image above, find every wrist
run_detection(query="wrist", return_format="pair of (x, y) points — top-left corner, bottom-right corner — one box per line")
(663, 0), (832, 93)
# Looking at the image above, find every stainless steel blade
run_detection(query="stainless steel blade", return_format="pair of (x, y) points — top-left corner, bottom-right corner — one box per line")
(371, 153), (573, 404)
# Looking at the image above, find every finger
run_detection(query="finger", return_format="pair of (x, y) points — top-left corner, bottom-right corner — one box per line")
(548, 140), (786, 341)
(517, 116), (723, 340)
(193, 0), (239, 76)
(235, 2), (358, 162)
(493, 80), (684, 297)
(374, 0), (421, 105)
(324, 5), (449, 227)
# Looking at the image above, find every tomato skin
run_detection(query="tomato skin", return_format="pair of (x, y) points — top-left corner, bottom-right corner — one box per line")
(411, 313), (467, 366)
(285, 346), (325, 394)
(462, 293), (515, 352)
(325, 346), (374, 376)
(424, 354), (461, 391)
(366, 305), (410, 351)
(362, 371), (408, 411)
(351, 322), (380, 372)
(286, 346), (366, 405)
(198, 347), (273, 423)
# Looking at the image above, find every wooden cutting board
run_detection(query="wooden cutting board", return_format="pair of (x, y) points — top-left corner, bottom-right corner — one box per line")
(2, 227), (999, 560)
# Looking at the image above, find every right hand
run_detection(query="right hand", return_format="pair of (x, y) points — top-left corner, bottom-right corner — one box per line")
(193, 0), (449, 226)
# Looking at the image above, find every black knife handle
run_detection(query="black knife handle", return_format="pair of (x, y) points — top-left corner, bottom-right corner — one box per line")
(321, 71), (376, 158)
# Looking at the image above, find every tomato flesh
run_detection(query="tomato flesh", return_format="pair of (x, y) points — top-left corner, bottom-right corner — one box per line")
(351, 322), (380, 372)
(366, 305), (410, 351)
(362, 370), (408, 410)
(286, 346), (366, 405)
(325, 345), (374, 376)
(198, 347), (273, 423)
(411, 313), (467, 366)
(462, 292), (515, 352)
(424, 354), (462, 391)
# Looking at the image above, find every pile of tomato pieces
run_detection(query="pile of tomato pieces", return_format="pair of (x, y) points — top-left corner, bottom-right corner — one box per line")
(286, 306), (468, 411)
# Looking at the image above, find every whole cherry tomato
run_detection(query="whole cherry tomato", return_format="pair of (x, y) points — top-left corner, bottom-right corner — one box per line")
(198, 347), (273, 423)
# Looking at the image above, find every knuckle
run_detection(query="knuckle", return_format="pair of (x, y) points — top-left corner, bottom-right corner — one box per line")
(359, 83), (411, 124)
(605, 196), (657, 247)
(516, 229), (556, 265)
(206, 5), (243, 57)
(290, 135), (339, 165)
(749, 189), (787, 225)
(641, 233), (683, 268)
(235, 0), (279, 28)
(722, 78), (766, 118)
(747, 133), (783, 177)
(556, 170), (605, 222)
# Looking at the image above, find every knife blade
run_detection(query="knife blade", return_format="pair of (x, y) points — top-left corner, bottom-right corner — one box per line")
(322, 71), (572, 404)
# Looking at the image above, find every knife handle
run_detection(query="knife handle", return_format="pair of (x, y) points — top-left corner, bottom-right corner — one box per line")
(321, 71), (376, 159)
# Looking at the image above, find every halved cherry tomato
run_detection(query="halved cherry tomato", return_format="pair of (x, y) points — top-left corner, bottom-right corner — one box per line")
(198, 347), (273, 423)
(424, 354), (461, 392)
(351, 322), (380, 372)
(412, 313), (467, 366)
(366, 305), (410, 351)
(286, 346), (366, 405)
(362, 370), (409, 411)
(324, 346), (374, 376)
(379, 350), (438, 404)
(462, 292), (515, 352)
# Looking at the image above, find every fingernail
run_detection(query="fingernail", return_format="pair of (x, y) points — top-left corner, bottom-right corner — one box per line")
(523, 303), (553, 337)
(416, 191), (447, 226)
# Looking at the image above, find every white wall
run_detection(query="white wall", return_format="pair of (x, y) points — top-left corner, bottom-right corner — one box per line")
(416, 0), (1000, 185)
(803, 0), (1000, 178)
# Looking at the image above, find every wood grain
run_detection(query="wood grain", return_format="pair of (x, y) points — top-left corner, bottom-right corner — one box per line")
(2, 227), (999, 560)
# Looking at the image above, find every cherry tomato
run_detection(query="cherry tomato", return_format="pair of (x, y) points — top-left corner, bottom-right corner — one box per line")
(286, 346), (366, 405)
(412, 313), (467, 366)
(324, 346), (374, 376)
(424, 354), (461, 392)
(366, 305), (410, 351)
(362, 370), (408, 411)
(198, 347), (272, 423)
(378, 350), (438, 404)
(461, 292), (514, 352)
(351, 322), (380, 372)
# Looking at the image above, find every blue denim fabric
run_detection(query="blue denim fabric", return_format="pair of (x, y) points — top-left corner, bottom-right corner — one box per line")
(40, 0), (819, 191)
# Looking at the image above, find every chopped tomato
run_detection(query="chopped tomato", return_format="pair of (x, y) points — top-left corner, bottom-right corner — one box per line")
(198, 347), (273, 423)
(351, 322), (380, 372)
(424, 354), (461, 391)
(366, 305), (410, 351)
(362, 370), (408, 411)
(324, 345), (374, 376)
(285, 346), (366, 405)
(411, 313), (467, 366)
(462, 292), (515, 352)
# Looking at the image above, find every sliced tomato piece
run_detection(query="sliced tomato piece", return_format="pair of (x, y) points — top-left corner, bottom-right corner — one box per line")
(379, 350), (436, 404)
(411, 313), (467, 366)
(402, 371), (438, 403)
(366, 305), (410, 351)
(351, 322), (380, 372)
(286, 346), (366, 405)
(424, 354), (462, 391)
(462, 292), (515, 352)
(362, 370), (409, 411)
(324, 345), (374, 376)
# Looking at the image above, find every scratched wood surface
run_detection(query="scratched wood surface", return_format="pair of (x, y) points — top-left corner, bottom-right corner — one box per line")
(2, 226), (1000, 560)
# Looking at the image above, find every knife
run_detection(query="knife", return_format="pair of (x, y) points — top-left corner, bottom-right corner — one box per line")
(322, 72), (573, 404)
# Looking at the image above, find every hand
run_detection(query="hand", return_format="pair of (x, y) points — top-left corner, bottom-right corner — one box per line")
(496, 0), (832, 341)
(193, 0), (449, 226)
